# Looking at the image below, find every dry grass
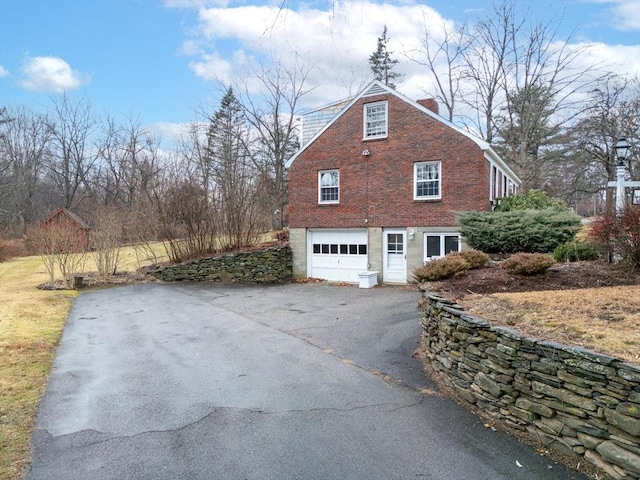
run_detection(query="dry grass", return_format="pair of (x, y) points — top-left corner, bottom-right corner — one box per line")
(0, 256), (77, 480)
(0, 243), (168, 480)
(460, 285), (640, 364)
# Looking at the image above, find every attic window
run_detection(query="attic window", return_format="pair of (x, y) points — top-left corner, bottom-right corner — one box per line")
(364, 101), (387, 139)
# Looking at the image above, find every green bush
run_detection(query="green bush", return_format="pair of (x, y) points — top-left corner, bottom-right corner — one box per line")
(494, 189), (569, 212)
(553, 241), (599, 262)
(457, 209), (582, 254)
(448, 249), (489, 269)
(502, 253), (556, 275)
(413, 255), (470, 282)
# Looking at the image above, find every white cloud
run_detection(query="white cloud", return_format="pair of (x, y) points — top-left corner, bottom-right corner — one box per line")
(573, 41), (640, 79)
(181, 1), (447, 106)
(148, 121), (187, 139)
(19, 56), (89, 93)
(174, 0), (639, 114)
(189, 51), (233, 83)
(0, 65), (9, 78)
(601, 0), (640, 31)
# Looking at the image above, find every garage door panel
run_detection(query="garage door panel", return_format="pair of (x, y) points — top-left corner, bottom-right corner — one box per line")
(309, 230), (368, 283)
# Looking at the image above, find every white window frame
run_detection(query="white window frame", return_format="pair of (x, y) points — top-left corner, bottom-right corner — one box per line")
(363, 101), (388, 140)
(414, 161), (442, 200)
(318, 170), (339, 204)
(423, 233), (461, 262)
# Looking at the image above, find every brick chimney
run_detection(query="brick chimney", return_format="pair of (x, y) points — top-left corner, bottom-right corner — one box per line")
(417, 98), (439, 115)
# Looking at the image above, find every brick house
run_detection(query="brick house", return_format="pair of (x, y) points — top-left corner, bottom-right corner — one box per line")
(286, 80), (521, 284)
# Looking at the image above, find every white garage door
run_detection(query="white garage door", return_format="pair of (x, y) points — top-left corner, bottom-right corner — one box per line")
(308, 230), (368, 282)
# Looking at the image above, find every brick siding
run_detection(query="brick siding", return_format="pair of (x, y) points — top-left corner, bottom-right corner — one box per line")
(289, 93), (491, 229)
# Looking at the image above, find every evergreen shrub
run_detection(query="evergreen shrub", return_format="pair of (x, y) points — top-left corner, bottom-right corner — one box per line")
(553, 241), (599, 262)
(494, 189), (569, 212)
(457, 209), (581, 254)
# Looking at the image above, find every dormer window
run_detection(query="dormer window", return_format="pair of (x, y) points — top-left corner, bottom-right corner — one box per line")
(363, 101), (387, 139)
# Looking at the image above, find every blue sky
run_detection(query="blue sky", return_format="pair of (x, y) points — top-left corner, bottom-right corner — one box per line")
(1, 0), (638, 139)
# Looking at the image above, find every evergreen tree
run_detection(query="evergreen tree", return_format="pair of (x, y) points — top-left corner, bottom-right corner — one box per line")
(368, 25), (403, 88)
(205, 87), (264, 249)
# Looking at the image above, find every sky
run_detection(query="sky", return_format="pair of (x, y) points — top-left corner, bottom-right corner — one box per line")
(0, 0), (639, 141)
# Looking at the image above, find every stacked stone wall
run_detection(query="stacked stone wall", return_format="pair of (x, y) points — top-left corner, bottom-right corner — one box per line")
(149, 246), (292, 284)
(419, 288), (640, 480)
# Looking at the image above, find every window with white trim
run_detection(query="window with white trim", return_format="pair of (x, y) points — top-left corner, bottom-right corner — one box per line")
(318, 170), (339, 204)
(424, 233), (461, 261)
(363, 101), (387, 139)
(414, 161), (441, 200)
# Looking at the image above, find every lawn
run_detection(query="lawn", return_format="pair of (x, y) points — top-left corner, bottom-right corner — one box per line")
(0, 244), (168, 480)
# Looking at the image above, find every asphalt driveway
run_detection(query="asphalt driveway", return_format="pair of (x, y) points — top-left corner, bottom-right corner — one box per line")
(27, 282), (587, 480)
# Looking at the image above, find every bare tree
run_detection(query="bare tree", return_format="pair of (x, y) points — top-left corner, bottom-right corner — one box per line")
(30, 218), (87, 287)
(562, 77), (640, 212)
(406, 16), (468, 122)
(493, 11), (606, 190)
(92, 115), (162, 208)
(461, 1), (517, 143)
(235, 57), (312, 229)
(0, 106), (52, 235)
(89, 206), (123, 280)
(46, 94), (100, 210)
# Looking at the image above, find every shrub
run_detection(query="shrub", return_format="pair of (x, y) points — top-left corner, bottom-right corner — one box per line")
(502, 253), (556, 276)
(494, 189), (569, 212)
(274, 230), (289, 243)
(0, 237), (29, 262)
(448, 249), (490, 269)
(457, 209), (582, 254)
(553, 241), (599, 262)
(588, 206), (640, 268)
(413, 255), (470, 282)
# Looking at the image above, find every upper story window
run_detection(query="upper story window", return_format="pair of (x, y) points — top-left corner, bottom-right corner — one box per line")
(364, 101), (387, 139)
(319, 170), (339, 204)
(414, 161), (441, 200)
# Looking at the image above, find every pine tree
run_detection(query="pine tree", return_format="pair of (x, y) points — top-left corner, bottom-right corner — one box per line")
(368, 25), (403, 88)
(205, 87), (263, 249)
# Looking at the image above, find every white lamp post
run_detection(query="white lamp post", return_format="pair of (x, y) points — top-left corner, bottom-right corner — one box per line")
(614, 138), (630, 213)
(607, 138), (640, 214)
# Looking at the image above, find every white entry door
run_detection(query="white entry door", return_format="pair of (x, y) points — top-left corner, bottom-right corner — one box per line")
(383, 229), (406, 283)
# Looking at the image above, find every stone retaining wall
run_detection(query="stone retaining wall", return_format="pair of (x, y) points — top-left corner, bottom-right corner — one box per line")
(149, 246), (292, 284)
(419, 288), (640, 480)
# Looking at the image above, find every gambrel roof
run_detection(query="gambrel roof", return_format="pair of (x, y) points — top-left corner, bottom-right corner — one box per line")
(286, 79), (521, 186)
